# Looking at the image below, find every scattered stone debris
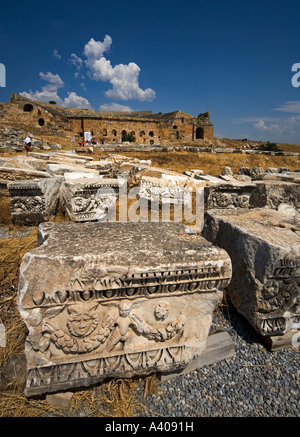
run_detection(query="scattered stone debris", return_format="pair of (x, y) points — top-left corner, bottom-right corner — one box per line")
(0, 148), (299, 402)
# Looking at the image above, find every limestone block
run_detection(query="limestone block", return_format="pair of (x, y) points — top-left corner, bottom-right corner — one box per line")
(18, 221), (232, 397)
(251, 167), (264, 178)
(8, 177), (63, 224)
(84, 160), (114, 176)
(249, 181), (300, 211)
(138, 175), (205, 206)
(204, 181), (256, 209)
(60, 177), (126, 222)
(55, 152), (93, 162)
(46, 163), (100, 178)
(0, 166), (50, 184)
(202, 208), (300, 338)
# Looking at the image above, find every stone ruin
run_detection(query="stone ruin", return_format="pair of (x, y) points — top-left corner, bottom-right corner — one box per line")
(1, 151), (299, 396)
(18, 221), (231, 397)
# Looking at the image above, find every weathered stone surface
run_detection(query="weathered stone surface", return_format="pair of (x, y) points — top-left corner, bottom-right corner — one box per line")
(18, 221), (232, 397)
(249, 180), (300, 211)
(204, 181), (256, 209)
(46, 163), (100, 178)
(0, 166), (50, 183)
(8, 177), (62, 224)
(84, 160), (114, 176)
(202, 208), (300, 338)
(60, 177), (126, 222)
(138, 174), (205, 206)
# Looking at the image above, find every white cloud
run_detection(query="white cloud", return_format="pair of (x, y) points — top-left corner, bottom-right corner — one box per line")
(99, 102), (133, 112)
(81, 35), (156, 102)
(20, 71), (64, 104)
(274, 101), (300, 113)
(84, 35), (112, 59)
(70, 53), (83, 70)
(62, 92), (92, 109)
(53, 49), (61, 59)
(39, 72), (64, 91)
(254, 120), (281, 131)
(20, 71), (92, 109)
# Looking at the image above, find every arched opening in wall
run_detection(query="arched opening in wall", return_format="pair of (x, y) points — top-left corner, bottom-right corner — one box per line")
(112, 129), (117, 137)
(173, 125), (177, 129)
(121, 130), (127, 141)
(149, 131), (154, 137)
(24, 104), (33, 112)
(139, 131), (145, 137)
(196, 127), (204, 139)
(38, 118), (45, 126)
(103, 128), (107, 136)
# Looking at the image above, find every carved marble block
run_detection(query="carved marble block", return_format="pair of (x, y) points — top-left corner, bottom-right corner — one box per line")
(202, 208), (300, 338)
(17, 221), (232, 397)
(249, 181), (300, 212)
(60, 177), (126, 222)
(8, 178), (62, 224)
(204, 181), (256, 210)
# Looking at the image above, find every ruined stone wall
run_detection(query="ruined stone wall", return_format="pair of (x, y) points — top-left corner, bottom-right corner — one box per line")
(0, 94), (70, 137)
(70, 112), (214, 144)
(76, 118), (165, 144)
(0, 94), (214, 144)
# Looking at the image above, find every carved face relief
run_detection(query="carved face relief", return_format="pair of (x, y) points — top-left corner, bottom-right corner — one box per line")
(67, 302), (99, 338)
(119, 301), (133, 317)
(155, 301), (170, 320)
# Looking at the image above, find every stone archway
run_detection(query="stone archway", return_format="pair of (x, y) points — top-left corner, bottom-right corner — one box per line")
(121, 130), (127, 141)
(24, 103), (34, 112)
(196, 127), (204, 139)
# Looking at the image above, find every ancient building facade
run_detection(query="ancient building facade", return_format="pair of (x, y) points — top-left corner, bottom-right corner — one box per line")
(0, 94), (214, 144)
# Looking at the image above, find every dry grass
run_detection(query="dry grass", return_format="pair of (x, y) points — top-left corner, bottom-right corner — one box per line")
(0, 228), (38, 368)
(68, 377), (153, 417)
(93, 150), (300, 176)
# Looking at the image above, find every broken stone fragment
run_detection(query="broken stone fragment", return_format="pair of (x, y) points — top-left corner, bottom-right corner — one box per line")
(202, 208), (300, 339)
(8, 177), (63, 224)
(249, 180), (300, 211)
(17, 221), (232, 397)
(204, 181), (256, 210)
(46, 163), (100, 178)
(60, 177), (126, 222)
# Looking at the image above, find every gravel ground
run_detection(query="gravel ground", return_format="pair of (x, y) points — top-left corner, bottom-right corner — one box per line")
(137, 300), (299, 418)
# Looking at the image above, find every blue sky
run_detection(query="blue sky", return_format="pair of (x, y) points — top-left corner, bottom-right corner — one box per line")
(1, 0), (300, 143)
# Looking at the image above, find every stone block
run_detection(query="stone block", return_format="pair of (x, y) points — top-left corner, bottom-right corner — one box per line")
(84, 160), (114, 176)
(0, 166), (50, 184)
(138, 175), (205, 207)
(60, 177), (126, 222)
(46, 163), (100, 178)
(250, 181), (300, 211)
(8, 177), (62, 224)
(204, 181), (256, 209)
(202, 208), (300, 338)
(18, 221), (232, 397)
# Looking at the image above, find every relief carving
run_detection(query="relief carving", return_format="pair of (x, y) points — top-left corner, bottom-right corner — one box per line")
(257, 256), (300, 335)
(33, 299), (186, 356)
(209, 192), (250, 209)
(11, 196), (45, 213)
